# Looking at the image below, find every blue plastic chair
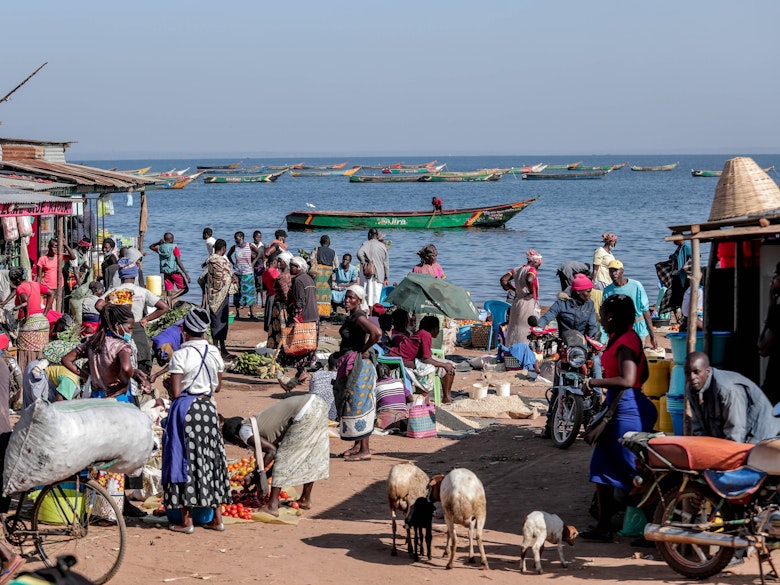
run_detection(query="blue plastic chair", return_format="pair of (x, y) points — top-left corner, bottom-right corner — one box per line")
(484, 300), (511, 350)
(380, 285), (396, 308)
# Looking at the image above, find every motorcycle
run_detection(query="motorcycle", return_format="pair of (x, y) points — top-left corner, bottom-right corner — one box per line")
(527, 316), (604, 449)
(622, 431), (780, 582)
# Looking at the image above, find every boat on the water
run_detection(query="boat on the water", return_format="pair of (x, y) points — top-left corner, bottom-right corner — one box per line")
(630, 162), (679, 171)
(522, 170), (610, 180)
(426, 172), (501, 182)
(298, 162), (348, 170)
(573, 162), (627, 171)
(290, 167), (361, 177)
(285, 198), (536, 230)
(349, 174), (430, 183)
(382, 164), (446, 174)
(505, 164), (548, 174)
(203, 170), (286, 183)
(386, 160), (438, 170)
(267, 162), (303, 170)
(692, 165), (774, 177)
(545, 161), (582, 170)
(196, 161), (242, 170)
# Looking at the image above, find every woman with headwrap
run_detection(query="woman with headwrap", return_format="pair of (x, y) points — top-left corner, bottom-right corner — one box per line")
(204, 238), (237, 358)
(501, 249), (543, 347)
(10, 267), (55, 372)
(411, 244), (445, 278)
(160, 308), (229, 533)
(266, 251), (293, 350)
(591, 233), (618, 291)
(279, 256), (319, 384)
(334, 285), (381, 462)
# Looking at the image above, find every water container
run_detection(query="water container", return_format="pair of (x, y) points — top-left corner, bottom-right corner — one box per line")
(146, 275), (162, 297)
(671, 412), (684, 436)
(668, 365), (685, 396)
(617, 506), (648, 537)
(667, 332), (704, 364)
(643, 359), (671, 398)
(658, 395), (674, 434)
(711, 331), (732, 366)
(166, 506), (215, 525)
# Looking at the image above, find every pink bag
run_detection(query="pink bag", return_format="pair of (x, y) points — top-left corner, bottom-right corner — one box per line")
(2, 217), (18, 241)
(406, 399), (437, 439)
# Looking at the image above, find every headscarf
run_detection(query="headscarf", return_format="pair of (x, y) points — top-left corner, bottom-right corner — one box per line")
(602, 233), (618, 245)
(277, 251), (294, 268)
(526, 249), (543, 266)
(346, 284), (369, 313)
(43, 340), (79, 365)
(117, 257), (138, 280)
(290, 256), (308, 272)
(77, 238), (92, 249)
(372, 303), (386, 316)
(571, 273), (595, 292)
(183, 307), (210, 335)
(417, 244), (437, 260)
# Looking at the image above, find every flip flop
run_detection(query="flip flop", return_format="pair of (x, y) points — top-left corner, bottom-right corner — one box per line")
(343, 454), (372, 462)
(0, 556), (26, 585)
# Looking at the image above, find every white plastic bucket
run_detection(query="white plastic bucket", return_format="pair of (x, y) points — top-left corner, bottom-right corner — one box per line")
(470, 384), (488, 400)
(146, 275), (162, 297)
(497, 382), (511, 397)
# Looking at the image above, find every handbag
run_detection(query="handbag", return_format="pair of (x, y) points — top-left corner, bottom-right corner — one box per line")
(406, 398), (437, 439)
(583, 389), (625, 446)
(281, 321), (318, 357)
(362, 259), (376, 278)
(308, 249), (320, 278)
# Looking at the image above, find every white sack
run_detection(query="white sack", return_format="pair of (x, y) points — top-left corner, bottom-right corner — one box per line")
(4, 399), (154, 494)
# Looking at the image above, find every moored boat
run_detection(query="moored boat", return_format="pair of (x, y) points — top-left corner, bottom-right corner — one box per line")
(572, 162), (627, 171)
(290, 167), (360, 177)
(505, 164), (548, 174)
(285, 198), (536, 230)
(349, 174), (430, 183)
(203, 170), (286, 183)
(426, 172), (502, 182)
(266, 162), (303, 170)
(630, 161), (679, 171)
(522, 170), (609, 180)
(196, 161), (242, 170)
(692, 165), (774, 177)
(299, 161), (348, 170)
(545, 161), (582, 170)
(382, 164), (446, 174)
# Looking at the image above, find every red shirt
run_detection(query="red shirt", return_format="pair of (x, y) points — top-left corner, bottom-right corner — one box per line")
(16, 281), (49, 318)
(388, 329), (433, 363)
(262, 267), (280, 291)
(602, 329), (647, 388)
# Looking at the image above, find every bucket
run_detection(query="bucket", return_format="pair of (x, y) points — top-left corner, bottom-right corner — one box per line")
(497, 382), (511, 397)
(671, 412), (684, 436)
(617, 506), (648, 537)
(29, 483), (86, 525)
(668, 365), (685, 397)
(666, 393), (685, 414)
(642, 359), (671, 398)
(667, 332), (703, 364)
(146, 274), (162, 297)
(166, 507), (215, 525)
(658, 395), (674, 434)
(470, 384), (488, 400)
(711, 332), (732, 366)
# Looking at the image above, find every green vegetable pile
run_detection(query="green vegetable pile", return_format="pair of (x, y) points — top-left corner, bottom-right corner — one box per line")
(231, 352), (278, 379)
(145, 302), (195, 338)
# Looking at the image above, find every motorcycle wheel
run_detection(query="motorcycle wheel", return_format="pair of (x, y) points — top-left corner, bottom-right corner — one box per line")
(550, 393), (584, 449)
(652, 485), (736, 579)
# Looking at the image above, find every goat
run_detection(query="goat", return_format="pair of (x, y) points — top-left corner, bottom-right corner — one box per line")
(430, 469), (489, 570)
(386, 462), (429, 557)
(519, 511), (578, 574)
(404, 496), (435, 562)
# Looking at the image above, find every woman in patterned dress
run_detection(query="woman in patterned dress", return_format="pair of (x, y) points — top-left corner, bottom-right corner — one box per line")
(228, 231), (258, 319)
(161, 308), (230, 533)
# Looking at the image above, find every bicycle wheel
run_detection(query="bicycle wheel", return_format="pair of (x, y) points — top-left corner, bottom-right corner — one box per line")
(31, 478), (126, 584)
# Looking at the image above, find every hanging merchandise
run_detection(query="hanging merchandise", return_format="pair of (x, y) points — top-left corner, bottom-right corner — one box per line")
(2, 217), (19, 241)
(126, 192), (133, 206)
(16, 216), (32, 237)
(98, 194), (115, 217)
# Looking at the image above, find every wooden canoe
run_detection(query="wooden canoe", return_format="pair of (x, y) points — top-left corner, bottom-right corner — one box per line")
(299, 161), (348, 170)
(630, 162), (679, 171)
(572, 162), (627, 171)
(505, 164), (548, 174)
(522, 170), (609, 180)
(291, 167), (360, 177)
(349, 174), (430, 183)
(545, 161), (582, 170)
(285, 198), (536, 230)
(692, 165), (774, 177)
(425, 172), (502, 182)
(203, 170), (286, 183)
(196, 161), (243, 170)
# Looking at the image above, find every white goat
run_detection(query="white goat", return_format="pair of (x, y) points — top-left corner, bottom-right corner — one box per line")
(429, 468), (489, 570)
(519, 511), (578, 574)
(386, 462), (429, 557)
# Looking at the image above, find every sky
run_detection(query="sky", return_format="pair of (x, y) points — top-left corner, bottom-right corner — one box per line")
(1, 0), (779, 160)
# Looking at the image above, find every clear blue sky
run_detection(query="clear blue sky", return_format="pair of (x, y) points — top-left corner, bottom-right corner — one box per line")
(2, 0), (778, 159)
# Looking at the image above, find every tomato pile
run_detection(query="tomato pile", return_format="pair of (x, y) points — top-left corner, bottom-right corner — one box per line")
(221, 502), (253, 520)
(228, 456), (256, 487)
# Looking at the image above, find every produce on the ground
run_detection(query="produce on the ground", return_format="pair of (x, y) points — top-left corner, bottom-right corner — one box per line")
(230, 352), (278, 379)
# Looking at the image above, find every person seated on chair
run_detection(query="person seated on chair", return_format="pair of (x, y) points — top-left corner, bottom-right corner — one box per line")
(375, 362), (413, 433)
(388, 314), (456, 403)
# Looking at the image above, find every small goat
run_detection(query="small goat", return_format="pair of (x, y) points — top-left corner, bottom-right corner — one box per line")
(519, 511), (578, 574)
(387, 462), (430, 557)
(429, 469), (489, 570)
(404, 496), (435, 562)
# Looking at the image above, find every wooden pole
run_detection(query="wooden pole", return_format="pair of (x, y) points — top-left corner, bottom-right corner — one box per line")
(56, 216), (64, 313)
(686, 238), (701, 355)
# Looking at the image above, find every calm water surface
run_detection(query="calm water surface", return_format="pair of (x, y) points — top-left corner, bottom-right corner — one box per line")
(86, 154), (779, 308)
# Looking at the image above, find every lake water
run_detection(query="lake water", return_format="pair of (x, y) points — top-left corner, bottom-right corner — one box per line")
(86, 154), (779, 308)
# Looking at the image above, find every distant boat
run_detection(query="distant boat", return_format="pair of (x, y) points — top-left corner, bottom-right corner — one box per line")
(349, 174), (430, 183)
(290, 167), (361, 177)
(266, 162), (304, 170)
(387, 160), (438, 170)
(202, 165), (267, 174)
(573, 162), (627, 171)
(522, 170), (610, 180)
(203, 170), (286, 183)
(545, 161), (582, 170)
(285, 198), (536, 230)
(426, 172), (502, 182)
(196, 161), (242, 170)
(691, 165), (774, 177)
(505, 164), (548, 174)
(299, 161), (348, 170)
(382, 164), (446, 174)
(630, 162), (679, 171)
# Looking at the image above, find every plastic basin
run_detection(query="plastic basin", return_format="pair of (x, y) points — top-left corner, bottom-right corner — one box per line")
(29, 483), (85, 525)
(166, 507), (215, 525)
(667, 331), (731, 365)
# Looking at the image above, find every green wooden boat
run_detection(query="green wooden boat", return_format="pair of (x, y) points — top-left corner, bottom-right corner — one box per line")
(692, 165), (773, 177)
(546, 161), (582, 170)
(203, 170), (286, 183)
(285, 198), (536, 230)
(350, 174), (430, 183)
(425, 172), (502, 182)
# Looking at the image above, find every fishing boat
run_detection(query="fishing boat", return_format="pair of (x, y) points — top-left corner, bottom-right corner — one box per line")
(298, 162), (348, 170)
(202, 165), (267, 174)
(267, 162), (303, 170)
(113, 166), (152, 175)
(285, 198), (536, 230)
(290, 167), (360, 177)
(572, 162), (627, 171)
(426, 172), (502, 182)
(691, 165), (774, 177)
(522, 170), (610, 180)
(630, 161), (679, 171)
(505, 164), (548, 174)
(386, 160), (438, 170)
(382, 164), (446, 174)
(545, 161), (582, 170)
(349, 174), (430, 183)
(196, 161), (242, 170)
(203, 170), (286, 183)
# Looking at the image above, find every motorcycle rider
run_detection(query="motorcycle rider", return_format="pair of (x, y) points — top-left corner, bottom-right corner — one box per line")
(533, 273), (601, 439)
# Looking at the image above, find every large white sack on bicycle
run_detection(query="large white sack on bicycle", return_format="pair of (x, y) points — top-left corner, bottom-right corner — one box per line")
(3, 399), (154, 494)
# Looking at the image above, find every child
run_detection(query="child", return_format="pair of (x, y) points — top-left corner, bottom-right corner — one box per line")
(150, 232), (190, 302)
(81, 281), (104, 337)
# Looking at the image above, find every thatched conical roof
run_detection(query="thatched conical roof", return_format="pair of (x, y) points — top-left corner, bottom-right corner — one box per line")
(709, 157), (780, 221)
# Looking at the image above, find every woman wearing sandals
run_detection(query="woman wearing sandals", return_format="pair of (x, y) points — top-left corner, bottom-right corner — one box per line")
(221, 394), (330, 517)
(162, 308), (230, 533)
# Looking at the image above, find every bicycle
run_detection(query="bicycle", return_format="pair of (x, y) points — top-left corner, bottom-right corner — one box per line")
(1, 466), (127, 585)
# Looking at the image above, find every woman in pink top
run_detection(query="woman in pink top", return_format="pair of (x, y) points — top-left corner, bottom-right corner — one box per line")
(411, 244), (446, 279)
(10, 267), (54, 371)
(36, 240), (75, 312)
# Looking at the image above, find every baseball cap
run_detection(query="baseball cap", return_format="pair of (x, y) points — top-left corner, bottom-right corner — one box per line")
(608, 259), (624, 270)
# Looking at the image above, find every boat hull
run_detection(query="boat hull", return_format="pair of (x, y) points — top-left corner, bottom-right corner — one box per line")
(522, 171), (607, 180)
(285, 199), (535, 230)
(350, 175), (429, 183)
(204, 170), (286, 183)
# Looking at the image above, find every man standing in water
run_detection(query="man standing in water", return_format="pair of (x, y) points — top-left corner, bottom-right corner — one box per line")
(357, 228), (389, 307)
(603, 260), (657, 349)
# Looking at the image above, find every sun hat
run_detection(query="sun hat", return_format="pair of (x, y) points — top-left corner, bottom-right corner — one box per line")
(607, 259), (624, 270)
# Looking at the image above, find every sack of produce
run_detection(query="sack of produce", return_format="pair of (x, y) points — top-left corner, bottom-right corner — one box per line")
(4, 399), (155, 494)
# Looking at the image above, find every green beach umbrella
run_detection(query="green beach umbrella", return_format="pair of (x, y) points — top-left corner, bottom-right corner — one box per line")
(384, 273), (479, 320)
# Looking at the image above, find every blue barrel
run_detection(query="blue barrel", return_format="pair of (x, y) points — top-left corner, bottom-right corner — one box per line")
(666, 393), (686, 436)
(668, 365), (685, 396)
(667, 332), (704, 364)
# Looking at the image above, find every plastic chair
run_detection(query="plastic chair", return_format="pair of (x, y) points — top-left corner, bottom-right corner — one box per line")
(380, 285), (396, 308)
(377, 354), (413, 396)
(484, 300), (511, 350)
(431, 348), (445, 405)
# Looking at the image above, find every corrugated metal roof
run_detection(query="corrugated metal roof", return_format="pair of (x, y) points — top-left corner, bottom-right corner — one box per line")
(0, 138), (74, 147)
(0, 177), (73, 192)
(0, 184), (73, 204)
(0, 160), (154, 189)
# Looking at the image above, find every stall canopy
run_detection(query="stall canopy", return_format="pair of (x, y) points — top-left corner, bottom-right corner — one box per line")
(0, 185), (72, 216)
(0, 160), (154, 194)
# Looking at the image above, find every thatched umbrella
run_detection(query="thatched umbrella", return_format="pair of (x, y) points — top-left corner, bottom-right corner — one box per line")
(709, 157), (780, 221)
